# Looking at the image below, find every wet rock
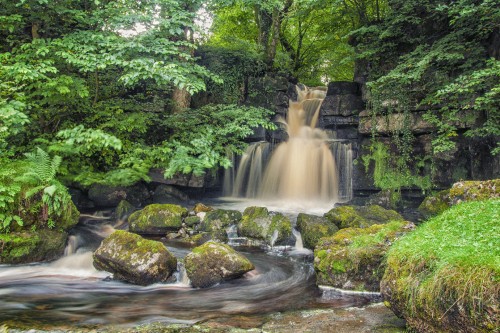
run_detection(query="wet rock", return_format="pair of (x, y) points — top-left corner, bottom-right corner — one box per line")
(193, 202), (214, 214)
(88, 182), (150, 207)
(114, 200), (135, 221)
(178, 232), (213, 247)
(419, 179), (500, 217)
(184, 241), (254, 288)
(324, 205), (404, 229)
(199, 209), (242, 242)
(238, 206), (292, 245)
(327, 81), (360, 96)
(366, 190), (398, 210)
(128, 204), (188, 235)
(68, 187), (95, 210)
(320, 94), (364, 117)
(152, 185), (189, 204)
(296, 213), (338, 249)
(314, 221), (413, 291)
(93, 230), (177, 285)
(0, 230), (68, 264)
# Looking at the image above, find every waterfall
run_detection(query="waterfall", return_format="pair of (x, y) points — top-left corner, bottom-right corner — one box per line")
(64, 235), (79, 256)
(225, 85), (352, 202)
(292, 228), (304, 250)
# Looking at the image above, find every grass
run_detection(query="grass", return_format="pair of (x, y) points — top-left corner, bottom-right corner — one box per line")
(384, 199), (500, 330)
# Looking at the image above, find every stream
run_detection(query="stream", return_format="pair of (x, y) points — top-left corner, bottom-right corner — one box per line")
(0, 200), (378, 329)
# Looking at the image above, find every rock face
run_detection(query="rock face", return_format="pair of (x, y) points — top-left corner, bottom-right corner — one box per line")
(419, 179), (500, 217)
(152, 185), (189, 204)
(0, 230), (68, 264)
(88, 182), (150, 207)
(324, 205), (404, 229)
(296, 213), (338, 249)
(128, 204), (188, 235)
(314, 221), (413, 291)
(238, 206), (292, 245)
(93, 230), (177, 285)
(184, 241), (254, 288)
(199, 209), (242, 242)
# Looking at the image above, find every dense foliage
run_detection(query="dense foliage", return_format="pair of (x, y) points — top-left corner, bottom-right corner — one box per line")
(355, 0), (500, 155)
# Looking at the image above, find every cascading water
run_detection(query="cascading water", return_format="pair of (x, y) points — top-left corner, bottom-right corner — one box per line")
(225, 86), (353, 203)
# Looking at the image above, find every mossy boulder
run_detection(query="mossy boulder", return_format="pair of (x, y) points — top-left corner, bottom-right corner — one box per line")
(324, 205), (404, 230)
(314, 221), (413, 291)
(93, 230), (177, 285)
(199, 209), (242, 242)
(115, 200), (135, 221)
(296, 213), (338, 249)
(184, 216), (201, 227)
(382, 200), (499, 332)
(418, 179), (500, 217)
(129, 204), (188, 235)
(178, 232), (213, 246)
(184, 241), (254, 288)
(0, 230), (68, 264)
(237, 206), (292, 245)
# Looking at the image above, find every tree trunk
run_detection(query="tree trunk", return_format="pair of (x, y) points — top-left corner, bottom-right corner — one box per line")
(172, 87), (191, 113)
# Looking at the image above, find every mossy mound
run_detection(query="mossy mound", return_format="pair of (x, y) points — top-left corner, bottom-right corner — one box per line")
(419, 179), (500, 217)
(0, 230), (68, 264)
(184, 241), (255, 288)
(93, 230), (177, 285)
(296, 213), (338, 249)
(238, 206), (292, 245)
(129, 204), (188, 235)
(314, 221), (412, 291)
(381, 200), (500, 332)
(324, 205), (404, 229)
(184, 216), (201, 227)
(199, 209), (242, 242)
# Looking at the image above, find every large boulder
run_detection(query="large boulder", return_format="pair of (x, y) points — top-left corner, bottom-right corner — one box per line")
(382, 200), (499, 332)
(0, 230), (68, 264)
(314, 221), (413, 291)
(296, 213), (338, 249)
(93, 230), (177, 285)
(128, 204), (188, 235)
(184, 241), (254, 288)
(418, 179), (499, 217)
(324, 205), (404, 229)
(152, 185), (189, 204)
(88, 182), (150, 207)
(238, 207), (292, 245)
(199, 209), (242, 242)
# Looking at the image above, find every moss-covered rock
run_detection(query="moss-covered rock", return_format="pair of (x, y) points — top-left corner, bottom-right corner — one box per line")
(93, 230), (177, 285)
(324, 205), (404, 230)
(314, 221), (413, 291)
(382, 200), (499, 333)
(184, 241), (254, 288)
(296, 213), (338, 249)
(129, 204), (188, 235)
(0, 229), (68, 264)
(184, 216), (201, 227)
(199, 209), (242, 242)
(115, 200), (135, 221)
(237, 206), (292, 245)
(178, 232), (213, 246)
(418, 179), (500, 217)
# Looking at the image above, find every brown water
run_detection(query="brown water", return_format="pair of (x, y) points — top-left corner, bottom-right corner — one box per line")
(224, 86), (347, 205)
(0, 213), (374, 329)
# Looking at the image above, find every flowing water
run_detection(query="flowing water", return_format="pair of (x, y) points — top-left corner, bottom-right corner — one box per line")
(0, 212), (375, 329)
(224, 86), (353, 206)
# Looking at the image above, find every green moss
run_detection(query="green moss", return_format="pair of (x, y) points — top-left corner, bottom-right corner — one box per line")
(324, 205), (403, 229)
(419, 179), (500, 217)
(314, 220), (409, 291)
(129, 204), (188, 234)
(297, 213), (338, 249)
(238, 207), (291, 244)
(383, 199), (500, 332)
(0, 230), (67, 264)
